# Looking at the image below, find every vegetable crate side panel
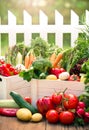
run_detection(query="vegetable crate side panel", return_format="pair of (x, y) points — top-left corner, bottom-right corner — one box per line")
(0, 75), (31, 99)
(30, 79), (85, 107)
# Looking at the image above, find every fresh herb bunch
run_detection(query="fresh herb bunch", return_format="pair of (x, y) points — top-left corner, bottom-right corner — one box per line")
(61, 33), (89, 75)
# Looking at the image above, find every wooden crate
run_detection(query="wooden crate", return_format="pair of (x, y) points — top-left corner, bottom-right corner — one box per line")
(30, 79), (85, 107)
(0, 75), (31, 99)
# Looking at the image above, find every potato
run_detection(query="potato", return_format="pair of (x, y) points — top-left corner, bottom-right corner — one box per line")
(31, 113), (43, 122)
(16, 108), (32, 121)
(46, 74), (57, 80)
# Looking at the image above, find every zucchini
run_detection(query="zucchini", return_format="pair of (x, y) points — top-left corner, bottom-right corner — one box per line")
(10, 91), (38, 114)
(0, 99), (19, 108)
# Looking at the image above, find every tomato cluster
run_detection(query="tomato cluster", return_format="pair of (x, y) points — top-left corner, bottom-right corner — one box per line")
(36, 91), (79, 125)
(0, 60), (19, 76)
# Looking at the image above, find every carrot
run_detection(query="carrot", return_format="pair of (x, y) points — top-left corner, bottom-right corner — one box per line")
(24, 54), (30, 69)
(52, 52), (63, 68)
(25, 52), (36, 69)
(49, 52), (56, 64)
(28, 52), (36, 68)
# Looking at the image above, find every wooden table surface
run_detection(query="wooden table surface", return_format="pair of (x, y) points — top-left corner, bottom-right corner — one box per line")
(0, 116), (89, 130)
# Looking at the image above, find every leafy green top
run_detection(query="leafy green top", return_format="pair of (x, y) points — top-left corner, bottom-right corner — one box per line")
(19, 58), (52, 82)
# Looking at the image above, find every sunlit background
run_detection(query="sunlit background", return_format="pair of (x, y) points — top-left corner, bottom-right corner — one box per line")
(0, 0), (89, 55)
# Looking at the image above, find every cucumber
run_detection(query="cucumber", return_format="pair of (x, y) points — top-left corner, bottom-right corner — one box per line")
(0, 99), (19, 108)
(10, 91), (38, 114)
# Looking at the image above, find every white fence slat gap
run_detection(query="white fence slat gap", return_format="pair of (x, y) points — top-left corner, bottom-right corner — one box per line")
(0, 10), (89, 55)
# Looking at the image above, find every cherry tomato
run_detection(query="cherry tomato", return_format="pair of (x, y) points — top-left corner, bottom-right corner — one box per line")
(68, 74), (80, 81)
(63, 94), (79, 109)
(46, 109), (59, 123)
(59, 111), (75, 125)
(24, 97), (32, 104)
(36, 96), (54, 116)
(52, 92), (62, 105)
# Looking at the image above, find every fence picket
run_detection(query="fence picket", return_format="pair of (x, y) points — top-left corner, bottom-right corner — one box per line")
(70, 10), (79, 47)
(24, 10), (32, 46)
(0, 10), (89, 55)
(39, 10), (48, 41)
(55, 10), (63, 47)
(8, 11), (16, 47)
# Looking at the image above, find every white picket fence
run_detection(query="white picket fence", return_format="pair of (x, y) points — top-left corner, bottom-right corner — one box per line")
(0, 10), (89, 55)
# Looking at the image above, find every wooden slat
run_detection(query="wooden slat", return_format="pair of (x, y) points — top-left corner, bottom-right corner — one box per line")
(0, 116), (89, 130)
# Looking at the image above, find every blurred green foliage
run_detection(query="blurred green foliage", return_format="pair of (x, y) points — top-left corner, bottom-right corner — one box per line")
(0, 0), (89, 55)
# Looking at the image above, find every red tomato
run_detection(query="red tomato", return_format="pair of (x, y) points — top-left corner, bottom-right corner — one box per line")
(68, 74), (80, 81)
(52, 92), (62, 105)
(46, 109), (59, 123)
(59, 111), (75, 125)
(49, 68), (65, 78)
(36, 96), (54, 116)
(24, 97), (32, 104)
(63, 94), (79, 109)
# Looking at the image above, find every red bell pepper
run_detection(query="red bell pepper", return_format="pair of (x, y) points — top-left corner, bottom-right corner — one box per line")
(0, 108), (19, 117)
(36, 96), (54, 116)
(49, 68), (65, 78)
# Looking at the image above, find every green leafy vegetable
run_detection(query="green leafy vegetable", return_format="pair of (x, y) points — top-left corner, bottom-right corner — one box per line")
(19, 58), (52, 81)
(5, 42), (30, 66)
(61, 31), (89, 75)
(74, 117), (85, 126)
(78, 85), (89, 109)
(81, 60), (89, 84)
(29, 37), (63, 58)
